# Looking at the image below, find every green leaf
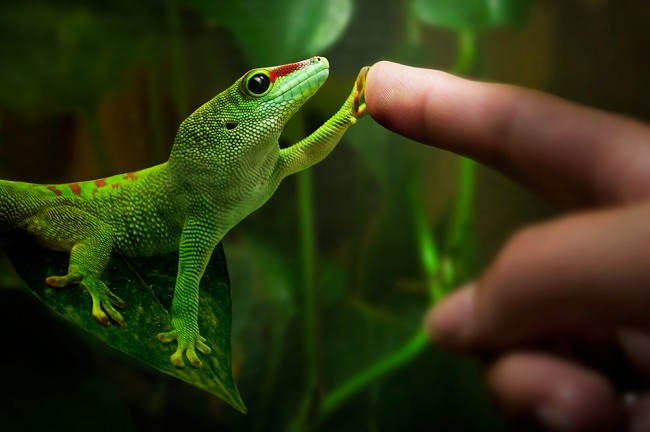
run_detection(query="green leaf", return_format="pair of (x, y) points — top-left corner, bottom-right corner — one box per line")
(412, 0), (532, 30)
(186, 0), (353, 65)
(0, 3), (142, 117)
(4, 241), (246, 413)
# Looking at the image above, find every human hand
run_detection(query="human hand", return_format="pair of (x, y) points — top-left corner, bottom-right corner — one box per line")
(366, 61), (650, 431)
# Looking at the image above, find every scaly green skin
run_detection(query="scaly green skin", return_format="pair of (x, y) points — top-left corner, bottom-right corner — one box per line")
(0, 57), (368, 368)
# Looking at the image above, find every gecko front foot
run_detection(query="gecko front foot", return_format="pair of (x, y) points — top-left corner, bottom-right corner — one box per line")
(46, 274), (126, 327)
(340, 66), (369, 124)
(158, 324), (211, 368)
(353, 66), (369, 118)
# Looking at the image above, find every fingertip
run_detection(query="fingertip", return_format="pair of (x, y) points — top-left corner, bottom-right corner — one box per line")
(365, 61), (404, 126)
(364, 60), (497, 155)
(426, 283), (477, 349)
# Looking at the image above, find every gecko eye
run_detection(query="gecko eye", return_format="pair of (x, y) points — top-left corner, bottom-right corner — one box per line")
(247, 73), (270, 95)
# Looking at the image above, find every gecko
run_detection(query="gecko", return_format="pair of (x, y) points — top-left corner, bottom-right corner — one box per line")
(0, 57), (368, 368)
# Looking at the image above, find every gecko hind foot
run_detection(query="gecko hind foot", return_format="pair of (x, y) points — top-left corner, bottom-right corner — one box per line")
(46, 273), (126, 327)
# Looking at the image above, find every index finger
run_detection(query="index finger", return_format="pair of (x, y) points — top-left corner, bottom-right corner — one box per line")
(365, 61), (650, 208)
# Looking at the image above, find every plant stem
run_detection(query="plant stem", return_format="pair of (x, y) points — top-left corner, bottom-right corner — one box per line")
(319, 28), (480, 422)
(447, 157), (475, 252)
(451, 29), (476, 75)
(322, 331), (428, 417)
(409, 169), (444, 303)
(254, 318), (290, 432)
(293, 169), (319, 429)
(319, 168), (443, 420)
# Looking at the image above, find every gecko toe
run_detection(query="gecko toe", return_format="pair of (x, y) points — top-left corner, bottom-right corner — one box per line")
(91, 303), (110, 326)
(197, 337), (212, 356)
(104, 302), (126, 327)
(108, 292), (126, 309)
(158, 330), (178, 343)
(170, 350), (186, 368)
(186, 346), (203, 368)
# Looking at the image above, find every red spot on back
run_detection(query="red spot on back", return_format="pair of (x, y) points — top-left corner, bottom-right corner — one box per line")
(124, 172), (137, 181)
(112, 183), (120, 189)
(94, 178), (107, 187)
(68, 183), (81, 195)
(268, 59), (311, 83)
(47, 185), (62, 196)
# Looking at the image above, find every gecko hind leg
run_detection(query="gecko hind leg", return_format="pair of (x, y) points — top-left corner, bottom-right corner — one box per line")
(28, 207), (127, 327)
(46, 248), (126, 327)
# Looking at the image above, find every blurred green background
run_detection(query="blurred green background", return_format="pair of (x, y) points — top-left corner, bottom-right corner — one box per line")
(1, 0), (649, 430)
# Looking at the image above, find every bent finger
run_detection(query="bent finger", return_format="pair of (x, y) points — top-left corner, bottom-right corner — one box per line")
(429, 201), (650, 349)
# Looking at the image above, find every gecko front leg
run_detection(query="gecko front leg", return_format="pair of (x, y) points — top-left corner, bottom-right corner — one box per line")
(274, 66), (368, 179)
(157, 220), (217, 368)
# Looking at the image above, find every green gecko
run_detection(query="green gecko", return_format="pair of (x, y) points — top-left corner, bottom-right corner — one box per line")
(0, 57), (368, 368)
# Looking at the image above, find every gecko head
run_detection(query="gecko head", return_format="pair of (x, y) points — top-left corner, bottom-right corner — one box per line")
(215, 56), (330, 141)
(170, 57), (329, 172)
(212, 57), (329, 143)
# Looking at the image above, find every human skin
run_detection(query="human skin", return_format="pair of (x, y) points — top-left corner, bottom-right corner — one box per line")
(365, 61), (650, 431)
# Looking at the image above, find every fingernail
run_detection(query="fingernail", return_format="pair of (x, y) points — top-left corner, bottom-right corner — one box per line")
(426, 283), (476, 346)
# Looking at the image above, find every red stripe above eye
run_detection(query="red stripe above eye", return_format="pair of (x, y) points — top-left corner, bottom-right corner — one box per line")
(268, 59), (311, 83)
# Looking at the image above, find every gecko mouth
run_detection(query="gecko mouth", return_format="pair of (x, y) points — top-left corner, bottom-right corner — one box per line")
(272, 67), (329, 103)
(278, 65), (332, 145)
(265, 56), (330, 102)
